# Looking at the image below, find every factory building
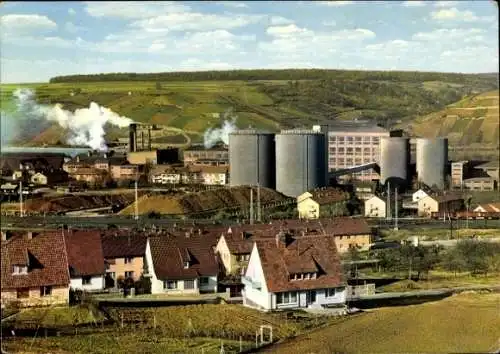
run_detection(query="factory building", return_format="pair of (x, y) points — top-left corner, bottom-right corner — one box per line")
(416, 138), (448, 190)
(315, 123), (391, 182)
(275, 130), (328, 198)
(228, 130), (276, 189)
(182, 143), (228, 166)
(127, 149), (180, 165)
(129, 123), (152, 152)
(379, 137), (410, 189)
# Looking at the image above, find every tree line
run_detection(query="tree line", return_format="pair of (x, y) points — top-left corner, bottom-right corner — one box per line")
(49, 69), (499, 86)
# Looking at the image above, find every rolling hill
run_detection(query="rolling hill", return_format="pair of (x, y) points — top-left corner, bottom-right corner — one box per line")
(405, 90), (499, 159)
(1, 69), (498, 148)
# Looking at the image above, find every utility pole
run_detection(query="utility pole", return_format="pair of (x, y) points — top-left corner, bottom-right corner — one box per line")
(19, 180), (24, 218)
(249, 187), (254, 225)
(394, 187), (399, 231)
(386, 181), (391, 221)
(134, 167), (139, 221)
(257, 183), (261, 223)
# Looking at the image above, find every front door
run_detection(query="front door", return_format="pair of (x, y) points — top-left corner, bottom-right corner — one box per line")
(307, 290), (316, 305)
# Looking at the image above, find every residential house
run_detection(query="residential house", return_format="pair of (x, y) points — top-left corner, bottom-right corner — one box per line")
(101, 233), (147, 286)
(145, 235), (218, 295)
(473, 203), (500, 214)
(242, 234), (346, 311)
(417, 194), (464, 217)
(412, 188), (431, 202)
(1, 231), (70, 308)
(297, 188), (349, 219)
(64, 230), (106, 292)
(69, 167), (109, 186)
(110, 161), (140, 182)
(364, 196), (386, 218)
(216, 230), (257, 276)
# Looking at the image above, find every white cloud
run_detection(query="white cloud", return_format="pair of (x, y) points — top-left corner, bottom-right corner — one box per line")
(401, 1), (426, 7)
(68, 8), (76, 15)
(215, 1), (249, 9)
(269, 16), (294, 25)
(131, 12), (265, 32)
(84, 1), (190, 19)
(0, 14), (57, 34)
(178, 58), (235, 70)
(266, 24), (313, 37)
(322, 20), (337, 26)
(316, 1), (354, 6)
(433, 1), (458, 8)
(412, 28), (484, 41)
(430, 7), (495, 22)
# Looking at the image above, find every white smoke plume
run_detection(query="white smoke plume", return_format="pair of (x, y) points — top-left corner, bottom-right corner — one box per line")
(10, 88), (133, 150)
(203, 108), (237, 148)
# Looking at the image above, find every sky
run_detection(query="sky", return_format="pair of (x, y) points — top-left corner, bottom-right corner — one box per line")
(0, 0), (498, 83)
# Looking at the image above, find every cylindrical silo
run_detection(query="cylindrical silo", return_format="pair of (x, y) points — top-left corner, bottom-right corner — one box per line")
(229, 130), (276, 188)
(416, 138), (448, 189)
(275, 130), (328, 197)
(380, 137), (410, 188)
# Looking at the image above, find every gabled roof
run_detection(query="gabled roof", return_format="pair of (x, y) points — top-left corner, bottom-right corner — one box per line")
(476, 160), (499, 169)
(474, 203), (500, 213)
(254, 235), (344, 293)
(148, 235), (218, 280)
(425, 193), (464, 203)
(64, 230), (105, 277)
(101, 232), (147, 258)
(1, 232), (70, 290)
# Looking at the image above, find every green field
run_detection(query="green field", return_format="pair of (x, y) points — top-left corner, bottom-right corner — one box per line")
(1, 69), (498, 147)
(267, 292), (500, 354)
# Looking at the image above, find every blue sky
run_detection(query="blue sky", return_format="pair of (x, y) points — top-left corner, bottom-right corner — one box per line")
(1, 1), (498, 83)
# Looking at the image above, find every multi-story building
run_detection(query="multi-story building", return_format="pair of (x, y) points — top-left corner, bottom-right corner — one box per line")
(316, 123), (391, 181)
(182, 143), (228, 166)
(451, 161), (469, 188)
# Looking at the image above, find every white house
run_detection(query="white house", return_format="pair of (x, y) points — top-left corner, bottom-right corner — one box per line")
(412, 189), (430, 203)
(364, 196), (386, 218)
(65, 230), (106, 292)
(145, 236), (218, 295)
(242, 233), (346, 312)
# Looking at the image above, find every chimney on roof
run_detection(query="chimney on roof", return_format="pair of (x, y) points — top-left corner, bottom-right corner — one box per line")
(27, 231), (33, 240)
(1, 231), (8, 241)
(76, 156), (80, 163)
(185, 231), (190, 238)
(198, 228), (201, 236)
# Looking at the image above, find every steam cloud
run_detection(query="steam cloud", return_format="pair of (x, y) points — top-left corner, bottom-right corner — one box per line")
(203, 108), (237, 148)
(2, 88), (133, 150)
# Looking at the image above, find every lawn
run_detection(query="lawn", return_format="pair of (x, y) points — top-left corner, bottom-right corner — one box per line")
(381, 228), (500, 241)
(267, 292), (500, 354)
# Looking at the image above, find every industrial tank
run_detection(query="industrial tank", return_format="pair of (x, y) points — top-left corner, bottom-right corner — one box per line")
(380, 137), (410, 188)
(229, 130), (276, 188)
(416, 138), (448, 189)
(275, 130), (328, 197)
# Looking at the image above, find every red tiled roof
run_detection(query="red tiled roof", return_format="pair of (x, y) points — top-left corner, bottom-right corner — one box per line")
(1, 232), (70, 290)
(64, 230), (105, 277)
(101, 232), (147, 258)
(148, 235), (218, 280)
(255, 235), (344, 293)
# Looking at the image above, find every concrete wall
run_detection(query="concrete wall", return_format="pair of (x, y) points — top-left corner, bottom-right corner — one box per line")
(1, 286), (69, 308)
(70, 275), (105, 291)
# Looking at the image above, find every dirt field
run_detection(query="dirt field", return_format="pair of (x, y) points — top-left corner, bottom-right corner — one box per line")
(267, 292), (500, 354)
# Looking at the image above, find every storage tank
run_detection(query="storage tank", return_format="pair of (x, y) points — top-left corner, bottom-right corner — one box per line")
(275, 130), (328, 197)
(380, 137), (410, 189)
(416, 138), (448, 189)
(229, 130), (276, 188)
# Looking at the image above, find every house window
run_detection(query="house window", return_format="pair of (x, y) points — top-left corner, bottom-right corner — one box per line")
(276, 292), (297, 304)
(40, 286), (52, 297)
(184, 261), (190, 269)
(184, 280), (195, 289)
(12, 265), (28, 275)
(305, 273), (311, 280)
(125, 271), (134, 279)
(165, 280), (178, 290)
(82, 276), (92, 285)
(17, 288), (29, 299)
(199, 277), (209, 286)
(124, 257), (133, 264)
(326, 288), (337, 298)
